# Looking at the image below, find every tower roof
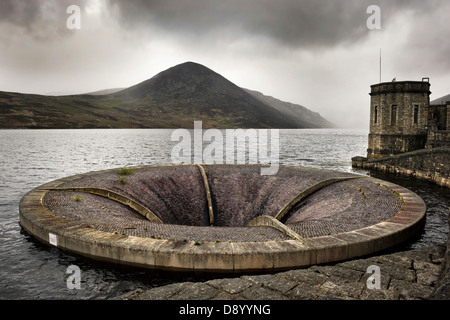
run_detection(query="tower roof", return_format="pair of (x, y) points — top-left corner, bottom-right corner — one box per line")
(370, 80), (431, 96)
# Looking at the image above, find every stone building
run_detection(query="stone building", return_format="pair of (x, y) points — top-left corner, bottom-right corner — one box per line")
(352, 78), (449, 188)
(367, 78), (449, 159)
(426, 97), (450, 149)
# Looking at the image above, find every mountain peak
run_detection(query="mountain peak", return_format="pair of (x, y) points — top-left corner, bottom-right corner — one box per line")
(170, 61), (211, 71)
(111, 62), (333, 128)
(153, 61), (223, 83)
(117, 61), (236, 100)
(0, 62), (333, 129)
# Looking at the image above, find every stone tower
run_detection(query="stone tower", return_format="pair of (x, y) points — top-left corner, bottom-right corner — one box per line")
(367, 79), (431, 159)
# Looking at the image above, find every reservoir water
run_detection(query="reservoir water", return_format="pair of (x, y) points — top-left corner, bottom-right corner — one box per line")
(0, 129), (448, 299)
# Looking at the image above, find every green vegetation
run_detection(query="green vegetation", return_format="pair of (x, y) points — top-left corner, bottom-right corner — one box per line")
(117, 167), (135, 176)
(351, 184), (367, 200)
(379, 183), (404, 204)
(0, 62), (333, 129)
(117, 166), (135, 184)
(117, 175), (128, 184)
(74, 195), (83, 202)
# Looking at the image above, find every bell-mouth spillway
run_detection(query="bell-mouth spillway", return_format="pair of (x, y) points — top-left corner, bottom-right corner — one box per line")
(19, 164), (426, 273)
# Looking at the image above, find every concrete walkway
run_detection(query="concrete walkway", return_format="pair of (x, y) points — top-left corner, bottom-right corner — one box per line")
(113, 243), (448, 300)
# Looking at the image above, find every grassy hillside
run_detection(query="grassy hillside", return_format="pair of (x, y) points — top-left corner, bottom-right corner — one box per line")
(0, 62), (333, 129)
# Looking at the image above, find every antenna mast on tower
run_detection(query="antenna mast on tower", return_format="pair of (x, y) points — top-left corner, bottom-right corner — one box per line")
(379, 48), (382, 83)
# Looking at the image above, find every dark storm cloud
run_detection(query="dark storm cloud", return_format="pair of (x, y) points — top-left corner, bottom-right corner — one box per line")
(0, 0), (88, 40)
(106, 0), (437, 49)
(1, 0), (444, 49)
(1, 0), (448, 109)
(0, 0), (40, 25)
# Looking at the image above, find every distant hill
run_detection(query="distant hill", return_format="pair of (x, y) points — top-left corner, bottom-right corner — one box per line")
(244, 89), (334, 128)
(0, 62), (333, 129)
(85, 88), (125, 95)
(431, 93), (450, 105)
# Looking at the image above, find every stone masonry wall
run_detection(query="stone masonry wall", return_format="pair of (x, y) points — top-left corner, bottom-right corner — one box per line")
(352, 147), (450, 188)
(426, 130), (450, 149)
(367, 81), (430, 159)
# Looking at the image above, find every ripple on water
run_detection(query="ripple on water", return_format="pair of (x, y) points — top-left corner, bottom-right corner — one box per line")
(0, 128), (447, 299)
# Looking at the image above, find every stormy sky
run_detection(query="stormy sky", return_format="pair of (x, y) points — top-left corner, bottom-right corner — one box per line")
(1, 0), (449, 128)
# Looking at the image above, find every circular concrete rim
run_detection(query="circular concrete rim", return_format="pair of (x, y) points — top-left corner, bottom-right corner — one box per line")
(19, 164), (426, 273)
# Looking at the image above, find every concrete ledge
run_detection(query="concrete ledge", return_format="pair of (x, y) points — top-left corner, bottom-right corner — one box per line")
(113, 244), (447, 300)
(48, 187), (163, 224)
(19, 165), (427, 273)
(247, 215), (304, 242)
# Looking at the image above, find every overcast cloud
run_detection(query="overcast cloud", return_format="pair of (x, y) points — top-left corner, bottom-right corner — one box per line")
(1, 0), (449, 128)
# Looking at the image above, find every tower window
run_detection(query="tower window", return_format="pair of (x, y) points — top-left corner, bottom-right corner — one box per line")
(413, 105), (419, 124)
(391, 105), (397, 125)
(374, 106), (378, 124)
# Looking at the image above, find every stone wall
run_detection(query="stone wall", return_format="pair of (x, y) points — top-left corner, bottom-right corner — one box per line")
(367, 81), (431, 159)
(448, 104), (450, 130)
(369, 81), (430, 135)
(428, 104), (449, 131)
(352, 147), (450, 188)
(113, 243), (447, 300)
(432, 212), (450, 299)
(426, 130), (450, 149)
(368, 133), (428, 158)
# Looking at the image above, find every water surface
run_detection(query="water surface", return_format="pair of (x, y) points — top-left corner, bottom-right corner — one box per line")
(0, 129), (447, 299)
